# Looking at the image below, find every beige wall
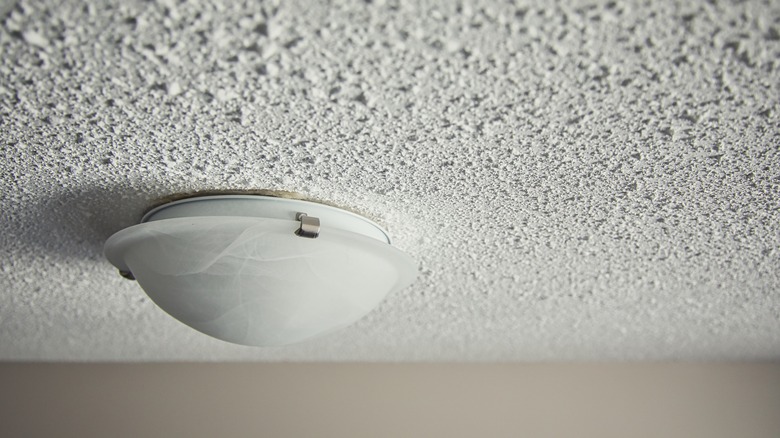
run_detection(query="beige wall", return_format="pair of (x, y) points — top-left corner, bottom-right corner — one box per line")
(2, 363), (779, 438)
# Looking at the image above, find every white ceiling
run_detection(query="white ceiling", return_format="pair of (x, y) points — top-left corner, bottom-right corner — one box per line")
(1, 0), (779, 361)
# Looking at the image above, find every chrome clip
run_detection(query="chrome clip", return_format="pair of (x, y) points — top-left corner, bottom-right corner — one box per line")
(118, 270), (136, 280)
(295, 213), (320, 239)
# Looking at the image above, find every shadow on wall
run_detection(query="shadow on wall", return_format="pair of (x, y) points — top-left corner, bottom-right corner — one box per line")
(8, 183), (155, 262)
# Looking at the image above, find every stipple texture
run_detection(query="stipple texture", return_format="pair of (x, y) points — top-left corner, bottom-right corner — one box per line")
(1, 0), (778, 361)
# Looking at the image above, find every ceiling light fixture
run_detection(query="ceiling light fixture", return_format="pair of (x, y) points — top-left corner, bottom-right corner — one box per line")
(104, 195), (418, 346)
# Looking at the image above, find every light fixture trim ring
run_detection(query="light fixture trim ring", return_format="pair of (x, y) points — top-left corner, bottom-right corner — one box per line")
(140, 195), (391, 243)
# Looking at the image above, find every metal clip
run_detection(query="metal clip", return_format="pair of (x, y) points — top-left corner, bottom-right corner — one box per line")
(295, 213), (320, 238)
(119, 270), (136, 280)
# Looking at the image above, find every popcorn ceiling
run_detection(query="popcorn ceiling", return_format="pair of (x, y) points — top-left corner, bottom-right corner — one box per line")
(1, 0), (779, 361)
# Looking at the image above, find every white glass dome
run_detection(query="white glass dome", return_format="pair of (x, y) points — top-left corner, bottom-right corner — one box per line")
(104, 195), (417, 346)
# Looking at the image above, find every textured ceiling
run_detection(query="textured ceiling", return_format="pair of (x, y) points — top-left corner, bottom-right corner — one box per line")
(1, 0), (779, 361)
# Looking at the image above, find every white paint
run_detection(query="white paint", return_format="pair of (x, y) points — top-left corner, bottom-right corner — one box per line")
(21, 30), (47, 48)
(1, 0), (779, 361)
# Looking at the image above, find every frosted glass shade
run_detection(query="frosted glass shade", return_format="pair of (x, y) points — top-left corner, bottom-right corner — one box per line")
(104, 196), (417, 346)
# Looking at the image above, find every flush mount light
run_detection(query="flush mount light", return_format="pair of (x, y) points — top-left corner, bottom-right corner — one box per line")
(104, 195), (417, 347)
